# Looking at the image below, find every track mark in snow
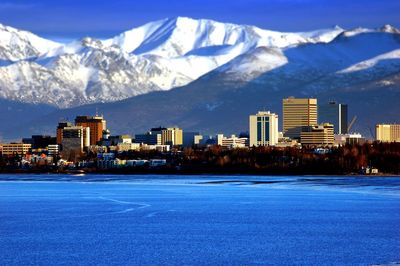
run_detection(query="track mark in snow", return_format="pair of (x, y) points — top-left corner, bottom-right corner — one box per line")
(145, 210), (176, 218)
(97, 196), (151, 209)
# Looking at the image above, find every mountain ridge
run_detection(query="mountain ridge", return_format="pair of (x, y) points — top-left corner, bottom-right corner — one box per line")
(1, 17), (398, 108)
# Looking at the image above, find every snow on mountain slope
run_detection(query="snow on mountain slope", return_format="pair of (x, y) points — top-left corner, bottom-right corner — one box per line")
(0, 17), (399, 108)
(100, 17), (345, 80)
(298, 25), (344, 43)
(215, 47), (288, 81)
(104, 17), (344, 57)
(0, 23), (62, 61)
(338, 49), (400, 73)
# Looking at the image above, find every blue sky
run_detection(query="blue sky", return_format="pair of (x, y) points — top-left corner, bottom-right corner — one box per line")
(1, 0), (399, 42)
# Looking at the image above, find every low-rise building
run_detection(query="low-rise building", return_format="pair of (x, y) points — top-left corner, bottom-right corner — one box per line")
(143, 145), (171, 152)
(0, 143), (32, 157)
(97, 153), (115, 161)
(334, 133), (366, 146)
(149, 159), (167, 167)
(47, 144), (60, 157)
(275, 137), (299, 148)
(216, 134), (248, 149)
(376, 124), (400, 142)
(300, 123), (334, 147)
(117, 143), (141, 152)
(134, 131), (162, 145)
(22, 135), (57, 149)
(126, 160), (149, 167)
(97, 158), (126, 169)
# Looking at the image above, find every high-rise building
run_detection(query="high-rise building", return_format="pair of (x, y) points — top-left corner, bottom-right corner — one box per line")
(75, 115), (107, 146)
(283, 97), (318, 139)
(249, 111), (279, 147)
(376, 124), (400, 142)
(57, 122), (73, 145)
(61, 126), (90, 161)
(300, 123), (334, 146)
(318, 101), (348, 134)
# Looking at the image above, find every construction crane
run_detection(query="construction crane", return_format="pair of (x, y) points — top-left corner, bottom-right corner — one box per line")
(368, 127), (375, 139)
(348, 116), (357, 133)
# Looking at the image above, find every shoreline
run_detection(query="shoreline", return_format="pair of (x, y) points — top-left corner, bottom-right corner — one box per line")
(0, 169), (398, 178)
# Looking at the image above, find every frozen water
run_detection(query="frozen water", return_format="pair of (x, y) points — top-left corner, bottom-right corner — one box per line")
(0, 175), (399, 265)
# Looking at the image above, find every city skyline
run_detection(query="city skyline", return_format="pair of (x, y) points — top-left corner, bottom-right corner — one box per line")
(4, 96), (399, 148)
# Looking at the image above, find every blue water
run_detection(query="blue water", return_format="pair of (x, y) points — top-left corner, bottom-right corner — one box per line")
(0, 175), (399, 265)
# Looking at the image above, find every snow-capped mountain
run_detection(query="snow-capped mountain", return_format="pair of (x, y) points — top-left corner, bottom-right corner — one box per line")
(0, 17), (347, 108)
(0, 17), (399, 110)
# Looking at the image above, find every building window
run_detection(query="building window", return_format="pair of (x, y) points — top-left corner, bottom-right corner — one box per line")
(257, 122), (262, 142)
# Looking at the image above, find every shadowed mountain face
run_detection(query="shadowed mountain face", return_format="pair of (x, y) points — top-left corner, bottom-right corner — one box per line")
(0, 22), (399, 140)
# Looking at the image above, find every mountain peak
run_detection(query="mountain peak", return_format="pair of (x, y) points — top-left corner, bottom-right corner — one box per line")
(333, 25), (343, 31)
(81, 37), (104, 49)
(0, 23), (21, 33)
(380, 24), (400, 34)
(0, 23), (62, 61)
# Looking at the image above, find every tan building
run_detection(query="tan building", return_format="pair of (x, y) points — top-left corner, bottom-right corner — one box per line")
(150, 127), (183, 146)
(376, 124), (400, 142)
(162, 127), (183, 146)
(301, 123), (334, 146)
(0, 143), (32, 157)
(75, 115), (107, 146)
(283, 97), (317, 139)
(249, 111), (279, 147)
(117, 143), (141, 152)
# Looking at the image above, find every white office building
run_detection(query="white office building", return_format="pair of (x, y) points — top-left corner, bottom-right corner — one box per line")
(249, 111), (279, 147)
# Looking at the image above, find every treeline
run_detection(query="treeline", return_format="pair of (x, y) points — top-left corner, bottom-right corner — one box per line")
(177, 142), (400, 175)
(1, 142), (400, 175)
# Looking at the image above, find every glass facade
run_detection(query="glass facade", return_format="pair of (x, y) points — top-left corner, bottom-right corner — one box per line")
(257, 121), (262, 142)
(318, 102), (348, 134)
(256, 117), (270, 143)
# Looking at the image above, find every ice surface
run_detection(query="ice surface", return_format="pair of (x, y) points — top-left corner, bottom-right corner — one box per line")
(0, 175), (399, 265)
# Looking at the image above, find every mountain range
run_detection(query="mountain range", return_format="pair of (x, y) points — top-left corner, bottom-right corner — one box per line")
(0, 17), (399, 140)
